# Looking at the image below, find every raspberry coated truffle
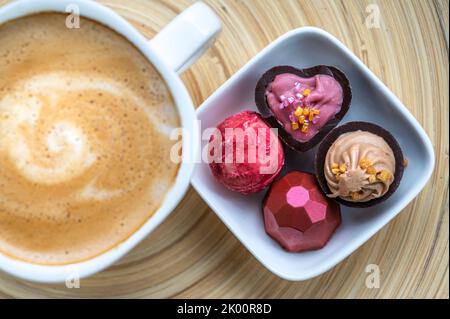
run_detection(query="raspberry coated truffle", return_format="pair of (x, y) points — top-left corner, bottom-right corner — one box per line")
(263, 171), (341, 252)
(208, 110), (284, 195)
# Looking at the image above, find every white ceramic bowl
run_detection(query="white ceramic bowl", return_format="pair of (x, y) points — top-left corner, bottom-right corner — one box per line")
(191, 27), (435, 281)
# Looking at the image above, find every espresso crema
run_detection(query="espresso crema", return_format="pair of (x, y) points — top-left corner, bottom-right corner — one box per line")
(0, 13), (180, 264)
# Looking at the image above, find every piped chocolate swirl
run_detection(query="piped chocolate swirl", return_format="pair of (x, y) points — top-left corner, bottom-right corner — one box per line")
(315, 122), (405, 207)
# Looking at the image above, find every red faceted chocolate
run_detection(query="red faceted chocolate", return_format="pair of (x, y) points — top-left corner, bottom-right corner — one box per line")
(263, 171), (341, 252)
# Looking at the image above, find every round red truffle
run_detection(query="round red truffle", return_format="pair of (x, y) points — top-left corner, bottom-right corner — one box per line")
(208, 110), (284, 194)
(263, 171), (341, 252)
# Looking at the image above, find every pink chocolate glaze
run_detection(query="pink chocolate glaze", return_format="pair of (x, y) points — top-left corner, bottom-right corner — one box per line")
(265, 73), (343, 142)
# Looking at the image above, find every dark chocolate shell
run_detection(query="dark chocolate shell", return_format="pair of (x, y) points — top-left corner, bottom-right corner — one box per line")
(255, 65), (352, 152)
(314, 121), (405, 208)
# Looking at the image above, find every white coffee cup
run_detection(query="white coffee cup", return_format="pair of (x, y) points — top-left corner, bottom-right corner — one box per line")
(0, 0), (221, 283)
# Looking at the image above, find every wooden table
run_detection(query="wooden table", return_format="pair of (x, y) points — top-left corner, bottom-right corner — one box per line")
(0, 0), (448, 299)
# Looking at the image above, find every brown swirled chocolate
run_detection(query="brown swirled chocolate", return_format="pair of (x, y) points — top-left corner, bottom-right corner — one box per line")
(315, 122), (405, 207)
(324, 131), (395, 202)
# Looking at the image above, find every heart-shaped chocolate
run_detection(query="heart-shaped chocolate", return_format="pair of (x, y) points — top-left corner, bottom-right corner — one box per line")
(255, 65), (352, 152)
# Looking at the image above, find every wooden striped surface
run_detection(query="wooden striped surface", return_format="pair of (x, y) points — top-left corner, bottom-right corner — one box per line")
(0, 0), (448, 298)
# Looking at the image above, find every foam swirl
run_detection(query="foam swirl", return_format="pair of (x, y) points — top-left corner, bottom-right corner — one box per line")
(0, 13), (180, 265)
(0, 72), (172, 187)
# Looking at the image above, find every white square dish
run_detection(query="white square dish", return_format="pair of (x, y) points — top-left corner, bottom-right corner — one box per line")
(191, 27), (435, 281)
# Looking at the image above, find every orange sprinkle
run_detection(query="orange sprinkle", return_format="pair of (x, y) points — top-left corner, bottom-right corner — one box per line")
(366, 166), (377, 175)
(331, 168), (341, 175)
(298, 115), (305, 124)
(377, 170), (392, 182)
(303, 107), (310, 116)
(351, 191), (363, 200)
(359, 158), (373, 169)
(301, 124), (308, 132)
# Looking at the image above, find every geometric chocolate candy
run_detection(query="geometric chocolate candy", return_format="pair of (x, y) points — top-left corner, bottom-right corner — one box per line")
(263, 171), (341, 252)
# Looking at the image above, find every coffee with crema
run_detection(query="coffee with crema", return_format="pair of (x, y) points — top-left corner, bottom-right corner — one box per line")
(0, 13), (180, 264)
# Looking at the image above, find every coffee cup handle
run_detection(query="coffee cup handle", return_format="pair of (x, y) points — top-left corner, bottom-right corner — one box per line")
(150, 2), (222, 74)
